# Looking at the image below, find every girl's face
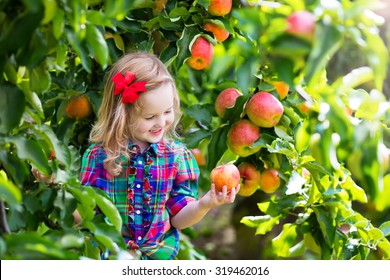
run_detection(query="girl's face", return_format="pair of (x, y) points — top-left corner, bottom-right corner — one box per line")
(132, 83), (175, 151)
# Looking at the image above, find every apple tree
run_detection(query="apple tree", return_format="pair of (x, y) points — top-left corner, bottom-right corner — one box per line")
(0, 0), (389, 260)
(180, 0), (390, 259)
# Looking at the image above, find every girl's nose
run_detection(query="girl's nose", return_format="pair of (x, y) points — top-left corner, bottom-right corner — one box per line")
(156, 116), (166, 127)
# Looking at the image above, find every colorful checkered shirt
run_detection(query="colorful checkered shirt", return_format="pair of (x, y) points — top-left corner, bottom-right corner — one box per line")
(80, 141), (199, 260)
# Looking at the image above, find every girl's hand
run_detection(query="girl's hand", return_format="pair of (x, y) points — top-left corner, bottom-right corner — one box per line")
(199, 183), (240, 209)
(31, 168), (55, 184)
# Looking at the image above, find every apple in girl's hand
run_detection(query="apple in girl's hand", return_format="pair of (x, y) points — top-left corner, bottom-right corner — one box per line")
(210, 163), (240, 192)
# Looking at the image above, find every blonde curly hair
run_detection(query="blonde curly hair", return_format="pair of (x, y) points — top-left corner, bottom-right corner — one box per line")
(89, 52), (182, 176)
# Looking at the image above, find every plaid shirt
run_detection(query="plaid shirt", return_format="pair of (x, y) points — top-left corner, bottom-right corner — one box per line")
(80, 141), (199, 260)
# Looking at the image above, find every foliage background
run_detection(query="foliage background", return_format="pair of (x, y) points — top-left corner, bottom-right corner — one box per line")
(0, 0), (390, 260)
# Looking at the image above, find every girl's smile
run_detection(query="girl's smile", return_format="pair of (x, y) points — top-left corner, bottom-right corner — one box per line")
(133, 83), (175, 151)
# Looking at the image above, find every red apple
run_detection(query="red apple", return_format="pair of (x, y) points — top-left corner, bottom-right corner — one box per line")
(227, 119), (261, 157)
(215, 88), (241, 118)
(203, 22), (230, 42)
(187, 36), (214, 70)
(210, 163), (240, 192)
(259, 168), (281, 194)
(245, 91), (284, 128)
(237, 162), (261, 197)
(286, 10), (316, 39)
(208, 0), (232, 16)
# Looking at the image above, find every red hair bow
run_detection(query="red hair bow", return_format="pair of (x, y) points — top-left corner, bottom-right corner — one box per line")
(112, 71), (147, 104)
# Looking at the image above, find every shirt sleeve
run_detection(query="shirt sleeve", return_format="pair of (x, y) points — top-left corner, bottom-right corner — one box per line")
(166, 144), (200, 217)
(80, 145), (98, 187)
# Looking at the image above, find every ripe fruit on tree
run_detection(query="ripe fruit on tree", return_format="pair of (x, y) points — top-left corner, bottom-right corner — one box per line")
(208, 0), (232, 16)
(154, 0), (168, 13)
(245, 91), (284, 128)
(227, 119), (261, 157)
(215, 88), (241, 118)
(286, 10), (316, 39)
(272, 81), (289, 99)
(187, 36), (214, 70)
(66, 95), (92, 120)
(191, 148), (206, 166)
(203, 22), (230, 42)
(297, 101), (313, 116)
(237, 162), (261, 197)
(259, 168), (281, 194)
(210, 163), (240, 192)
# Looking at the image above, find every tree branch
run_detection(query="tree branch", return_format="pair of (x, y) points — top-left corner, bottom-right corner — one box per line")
(0, 200), (10, 234)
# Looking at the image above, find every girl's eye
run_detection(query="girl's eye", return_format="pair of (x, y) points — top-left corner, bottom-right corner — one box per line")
(145, 116), (154, 120)
(165, 110), (172, 114)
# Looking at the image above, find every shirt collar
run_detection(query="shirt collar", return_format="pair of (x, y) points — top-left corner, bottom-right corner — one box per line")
(127, 141), (170, 156)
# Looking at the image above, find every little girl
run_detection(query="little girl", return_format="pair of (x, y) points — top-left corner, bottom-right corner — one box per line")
(80, 52), (239, 260)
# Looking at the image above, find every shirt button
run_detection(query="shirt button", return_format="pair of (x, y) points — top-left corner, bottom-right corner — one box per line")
(136, 184), (141, 188)
(138, 160), (142, 164)
(137, 236), (142, 241)
(136, 210), (141, 214)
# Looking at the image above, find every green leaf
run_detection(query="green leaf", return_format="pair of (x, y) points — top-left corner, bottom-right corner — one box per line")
(0, 3), (44, 54)
(67, 185), (96, 222)
(93, 188), (122, 232)
(175, 26), (198, 71)
(221, 95), (248, 124)
(375, 174), (390, 211)
(184, 130), (212, 149)
(267, 138), (298, 159)
(158, 14), (182, 31)
(184, 104), (213, 126)
(313, 205), (336, 247)
(0, 171), (22, 205)
(29, 63), (51, 94)
(367, 228), (384, 243)
(52, 9), (64, 39)
(16, 29), (48, 68)
(379, 221), (390, 237)
(271, 34), (312, 57)
(241, 215), (280, 235)
(58, 234), (84, 249)
(272, 223), (298, 258)
(5, 232), (79, 260)
(207, 125), (230, 170)
(39, 124), (72, 168)
(377, 239), (390, 259)
(5, 135), (49, 173)
(341, 176), (367, 203)
(305, 23), (343, 86)
(236, 58), (258, 96)
(0, 150), (29, 185)
(160, 41), (178, 66)
(339, 67), (374, 88)
(86, 10), (113, 28)
(86, 24), (109, 69)
(362, 29), (388, 91)
(0, 84), (26, 133)
(169, 7), (190, 20)
(66, 29), (92, 73)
